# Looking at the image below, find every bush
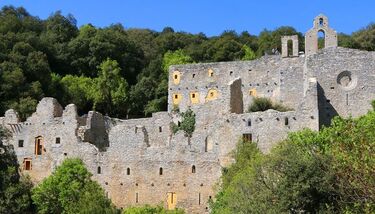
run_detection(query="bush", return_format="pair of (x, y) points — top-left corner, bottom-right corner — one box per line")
(212, 106), (375, 213)
(248, 97), (292, 112)
(170, 109), (196, 137)
(32, 158), (118, 214)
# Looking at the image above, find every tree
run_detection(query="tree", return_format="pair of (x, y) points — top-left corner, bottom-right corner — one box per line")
(32, 158), (117, 214)
(0, 126), (34, 214)
(241, 45), (256, 61)
(211, 109), (375, 213)
(162, 49), (193, 73)
(60, 74), (96, 114)
(94, 59), (129, 117)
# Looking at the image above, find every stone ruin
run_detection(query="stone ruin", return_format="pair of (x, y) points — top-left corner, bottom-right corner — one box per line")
(1, 15), (375, 213)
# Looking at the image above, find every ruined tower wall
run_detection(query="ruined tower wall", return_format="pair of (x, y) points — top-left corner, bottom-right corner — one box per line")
(305, 47), (375, 126)
(168, 56), (306, 115)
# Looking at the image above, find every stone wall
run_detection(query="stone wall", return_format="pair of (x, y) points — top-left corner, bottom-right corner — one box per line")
(1, 15), (375, 214)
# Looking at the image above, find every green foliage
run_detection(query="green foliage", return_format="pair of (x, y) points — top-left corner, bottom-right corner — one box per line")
(94, 59), (129, 117)
(0, 126), (35, 214)
(212, 109), (375, 213)
(32, 158), (117, 214)
(122, 204), (184, 214)
(0, 5), (373, 118)
(171, 109), (196, 137)
(248, 97), (292, 112)
(162, 49), (193, 73)
(241, 45), (256, 61)
(10, 97), (38, 120)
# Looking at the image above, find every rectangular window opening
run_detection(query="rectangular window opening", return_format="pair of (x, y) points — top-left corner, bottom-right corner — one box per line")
(18, 140), (24, 147)
(56, 137), (61, 144)
(242, 134), (252, 142)
(24, 158), (32, 170)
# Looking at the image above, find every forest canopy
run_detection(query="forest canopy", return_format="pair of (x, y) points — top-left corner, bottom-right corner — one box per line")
(0, 6), (374, 119)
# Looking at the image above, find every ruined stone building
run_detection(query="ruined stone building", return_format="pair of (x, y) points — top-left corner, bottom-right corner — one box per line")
(1, 15), (375, 213)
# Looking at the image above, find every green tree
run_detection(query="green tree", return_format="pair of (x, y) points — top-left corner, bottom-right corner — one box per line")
(60, 75), (96, 114)
(241, 45), (256, 61)
(0, 127), (34, 214)
(32, 158), (117, 214)
(94, 59), (129, 117)
(162, 49), (193, 73)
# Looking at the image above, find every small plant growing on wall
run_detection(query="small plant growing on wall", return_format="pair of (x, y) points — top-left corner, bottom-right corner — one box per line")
(170, 109), (196, 137)
(248, 97), (292, 112)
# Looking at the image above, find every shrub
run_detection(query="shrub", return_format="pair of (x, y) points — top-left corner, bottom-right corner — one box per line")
(248, 97), (292, 112)
(32, 158), (118, 214)
(170, 109), (196, 137)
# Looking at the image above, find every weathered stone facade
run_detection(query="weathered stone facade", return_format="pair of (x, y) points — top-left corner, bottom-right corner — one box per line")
(1, 15), (375, 213)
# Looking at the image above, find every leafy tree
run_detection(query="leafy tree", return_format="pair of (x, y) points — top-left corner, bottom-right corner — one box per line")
(32, 158), (117, 214)
(241, 45), (256, 61)
(171, 109), (196, 138)
(60, 75), (96, 114)
(10, 97), (38, 120)
(162, 49), (193, 73)
(212, 109), (375, 213)
(94, 59), (129, 117)
(0, 126), (34, 214)
(352, 23), (375, 51)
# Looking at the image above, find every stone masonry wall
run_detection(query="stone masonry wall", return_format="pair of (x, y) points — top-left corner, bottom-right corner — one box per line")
(1, 15), (375, 214)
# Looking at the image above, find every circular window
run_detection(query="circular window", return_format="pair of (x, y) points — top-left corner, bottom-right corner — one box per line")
(337, 71), (357, 91)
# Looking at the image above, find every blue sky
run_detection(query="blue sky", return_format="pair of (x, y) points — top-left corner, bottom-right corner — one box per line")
(1, 0), (374, 36)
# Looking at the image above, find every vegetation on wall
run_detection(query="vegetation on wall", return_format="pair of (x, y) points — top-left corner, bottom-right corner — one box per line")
(171, 109), (196, 137)
(247, 97), (292, 112)
(0, 6), (373, 119)
(211, 106), (375, 213)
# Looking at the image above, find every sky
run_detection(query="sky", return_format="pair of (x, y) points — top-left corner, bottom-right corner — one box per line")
(1, 0), (374, 36)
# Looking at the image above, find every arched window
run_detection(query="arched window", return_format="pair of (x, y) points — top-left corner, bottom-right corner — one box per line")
(192, 165), (196, 173)
(97, 166), (101, 174)
(159, 167), (163, 175)
(247, 119), (251, 127)
(319, 18), (324, 26)
(127, 168), (130, 175)
(318, 30), (325, 49)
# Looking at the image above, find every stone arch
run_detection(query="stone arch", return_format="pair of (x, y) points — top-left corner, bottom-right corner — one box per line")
(35, 136), (44, 155)
(305, 14), (337, 55)
(318, 29), (326, 49)
(281, 35), (299, 57)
